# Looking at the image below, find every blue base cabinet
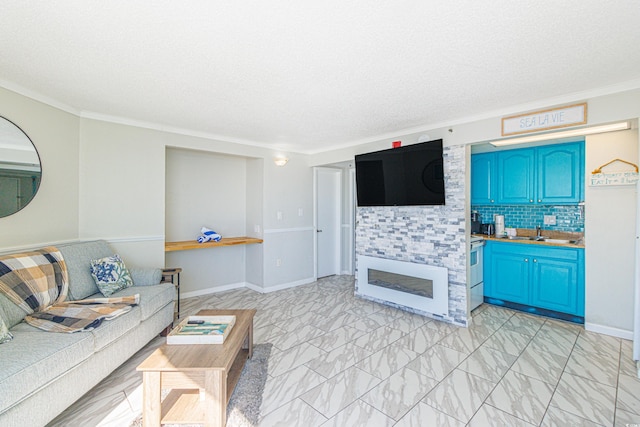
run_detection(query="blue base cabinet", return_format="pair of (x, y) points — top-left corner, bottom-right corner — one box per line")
(484, 241), (584, 317)
(531, 252), (584, 316)
(487, 249), (530, 305)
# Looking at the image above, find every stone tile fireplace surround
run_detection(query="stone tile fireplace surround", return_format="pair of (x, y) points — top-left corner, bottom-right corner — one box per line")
(355, 144), (468, 326)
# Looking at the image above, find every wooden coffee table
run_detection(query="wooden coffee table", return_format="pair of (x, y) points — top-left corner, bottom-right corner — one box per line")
(137, 309), (257, 427)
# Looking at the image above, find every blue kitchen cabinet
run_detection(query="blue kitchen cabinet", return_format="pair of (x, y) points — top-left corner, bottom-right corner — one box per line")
(470, 153), (496, 205)
(531, 249), (584, 316)
(471, 141), (584, 206)
(496, 148), (536, 204)
(487, 247), (530, 304)
(537, 142), (584, 204)
(484, 241), (584, 317)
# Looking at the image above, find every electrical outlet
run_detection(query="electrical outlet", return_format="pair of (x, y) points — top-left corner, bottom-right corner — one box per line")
(298, 208), (303, 217)
(543, 215), (556, 225)
(254, 224), (261, 233)
(277, 211), (283, 220)
(276, 259), (282, 267)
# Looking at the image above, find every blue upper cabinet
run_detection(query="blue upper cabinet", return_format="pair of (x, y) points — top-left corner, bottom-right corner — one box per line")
(537, 142), (584, 204)
(470, 153), (496, 205)
(497, 148), (535, 204)
(471, 141), (584, 206)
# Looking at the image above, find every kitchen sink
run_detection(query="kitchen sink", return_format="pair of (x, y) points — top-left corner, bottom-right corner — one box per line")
(506, 236), (547, 241)
(505, 236), (578, 244)
(544, 238), (575, 244)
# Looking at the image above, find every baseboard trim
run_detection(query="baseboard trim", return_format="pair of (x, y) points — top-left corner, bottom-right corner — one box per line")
(584, 322), (633, 340)
(245, 282), (265, 294)
(181, 277), (316, 298)
(259, 277), (316, 293)
(181, 282), (247, 299)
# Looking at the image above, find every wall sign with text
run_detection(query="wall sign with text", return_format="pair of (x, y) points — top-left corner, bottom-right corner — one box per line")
(590, 158), (639, 186)
(502, 103), (587, 136)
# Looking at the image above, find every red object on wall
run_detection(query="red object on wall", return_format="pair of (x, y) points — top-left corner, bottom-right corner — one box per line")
(392, 141), (402, 148)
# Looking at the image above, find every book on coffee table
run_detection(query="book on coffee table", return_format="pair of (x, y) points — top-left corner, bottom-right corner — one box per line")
(167, 315), (236, 344)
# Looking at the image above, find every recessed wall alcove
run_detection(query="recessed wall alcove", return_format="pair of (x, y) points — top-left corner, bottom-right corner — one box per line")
(164, 147), (263, 296)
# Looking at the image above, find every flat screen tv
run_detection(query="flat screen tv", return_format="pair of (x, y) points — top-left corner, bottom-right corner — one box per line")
(355, 139), (445, 206)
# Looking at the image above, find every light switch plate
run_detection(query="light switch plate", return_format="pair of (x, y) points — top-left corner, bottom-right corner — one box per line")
(543, 215), (556, 225)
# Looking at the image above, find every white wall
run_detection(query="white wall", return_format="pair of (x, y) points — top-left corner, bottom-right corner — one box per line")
(262, 154), (315, 289)
(585, 129), (639, 336)
(78, 119), (166, 267)
(341, 167), (355, 274)
(245, 157), (264, 287)
(0, 87), (80, 250)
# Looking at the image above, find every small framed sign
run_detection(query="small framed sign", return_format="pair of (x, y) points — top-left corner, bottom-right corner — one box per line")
(590, 158), (639, 186)
(502, 103), (587, 136)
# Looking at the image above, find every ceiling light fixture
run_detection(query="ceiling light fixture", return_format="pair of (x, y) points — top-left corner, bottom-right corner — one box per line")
(489, 122), (630, 147)
(274, 156), (289, 166)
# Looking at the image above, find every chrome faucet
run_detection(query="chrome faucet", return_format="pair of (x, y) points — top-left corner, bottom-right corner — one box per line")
(536, 225), (542, 237)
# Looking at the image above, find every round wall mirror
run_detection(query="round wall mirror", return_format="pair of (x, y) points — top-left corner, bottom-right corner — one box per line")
(0, 116), (42, 218)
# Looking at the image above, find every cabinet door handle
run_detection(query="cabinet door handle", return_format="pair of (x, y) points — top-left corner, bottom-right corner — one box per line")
(529, 199), (534, 203)
(524, 258), (529, 262)
(491, 199), (494, 203)
(538, 199), (542, 203)
(533, 259), (537, 263)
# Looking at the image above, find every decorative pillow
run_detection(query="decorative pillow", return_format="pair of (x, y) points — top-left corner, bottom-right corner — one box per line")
(0, 316), (13, 344)
(90, 254), (134, 297)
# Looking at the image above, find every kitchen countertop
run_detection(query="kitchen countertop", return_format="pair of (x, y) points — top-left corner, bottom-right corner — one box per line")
(472, 228), (584, 248)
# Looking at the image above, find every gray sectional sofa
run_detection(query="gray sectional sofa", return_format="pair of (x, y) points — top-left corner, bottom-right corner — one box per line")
(0, 240), (175, 427)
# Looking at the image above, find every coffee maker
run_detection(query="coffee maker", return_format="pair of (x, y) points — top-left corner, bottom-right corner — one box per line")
(471, 211), (482, 234)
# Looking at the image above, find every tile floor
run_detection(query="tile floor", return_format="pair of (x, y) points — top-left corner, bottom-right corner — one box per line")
(48, 275), (640, 427)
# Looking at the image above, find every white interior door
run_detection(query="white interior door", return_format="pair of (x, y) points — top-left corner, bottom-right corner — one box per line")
(316, 168), (341, 278)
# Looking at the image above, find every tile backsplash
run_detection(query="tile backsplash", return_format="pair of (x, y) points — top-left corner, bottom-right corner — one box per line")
(472, 204), (584, 232)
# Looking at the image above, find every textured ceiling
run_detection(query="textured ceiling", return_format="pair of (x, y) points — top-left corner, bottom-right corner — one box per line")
(1, 1), (639, 154)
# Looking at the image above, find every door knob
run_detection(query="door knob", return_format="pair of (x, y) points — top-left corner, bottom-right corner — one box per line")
(317, 229), (323, 233)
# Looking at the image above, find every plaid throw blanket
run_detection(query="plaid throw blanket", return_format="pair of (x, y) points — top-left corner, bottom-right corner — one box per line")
(0, 247), (139, 333)
(0, 246), (68, 313)
(26, 294), (140, 333)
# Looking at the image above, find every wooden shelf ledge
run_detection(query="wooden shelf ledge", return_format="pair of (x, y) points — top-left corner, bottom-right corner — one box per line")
(165, 237), (264, 252)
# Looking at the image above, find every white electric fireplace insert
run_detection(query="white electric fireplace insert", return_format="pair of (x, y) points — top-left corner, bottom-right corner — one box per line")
(356, 255), (449, 316)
